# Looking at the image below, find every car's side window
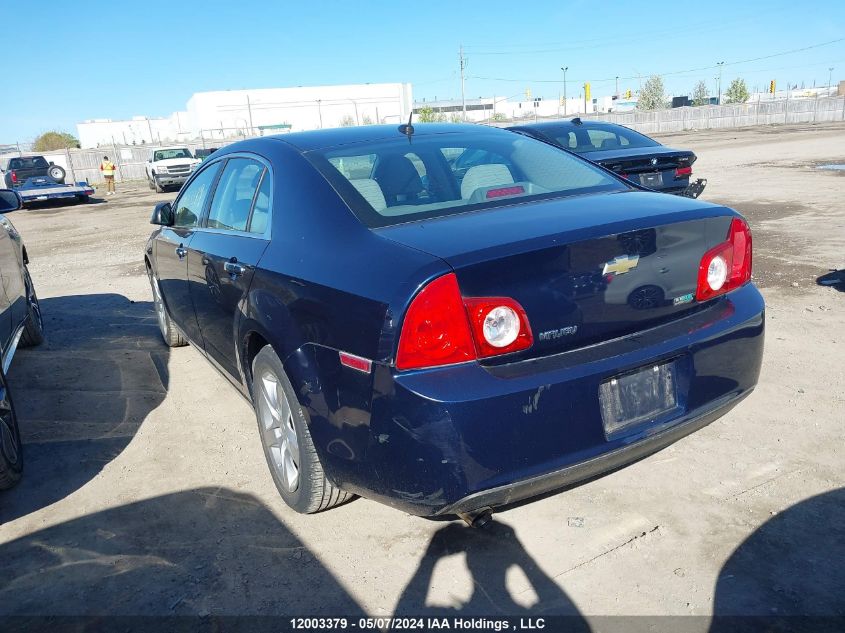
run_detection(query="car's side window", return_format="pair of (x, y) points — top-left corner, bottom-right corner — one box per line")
(206, 158), (263, 232)
(248, 170), (271, 235)
(173, 161), (222, 228)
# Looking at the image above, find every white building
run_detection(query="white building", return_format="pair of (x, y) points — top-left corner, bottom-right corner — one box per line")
(77, 113), (189, 148)
(77, 83), (413, 148)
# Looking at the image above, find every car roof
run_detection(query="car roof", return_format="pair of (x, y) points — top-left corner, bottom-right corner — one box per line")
(511, 119), (630, 134)
(154, 146), (192, 151)
(263, 123), (502, 152)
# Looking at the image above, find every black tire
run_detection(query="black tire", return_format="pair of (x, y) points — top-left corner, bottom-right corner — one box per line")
(251, 345), (351, 513)
(148, 268), (187, 347)
(154, 178), (165, 194)
(48, 164), (66, 184)
(76, 194), (90, 204)
(20, 267), (44, 347)
(148, 177), (155, 190)
(0, 370), (22, 490)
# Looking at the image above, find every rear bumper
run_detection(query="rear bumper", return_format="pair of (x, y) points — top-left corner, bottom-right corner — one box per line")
(436, 389), (748, 516)
(311, 283), (764, 517)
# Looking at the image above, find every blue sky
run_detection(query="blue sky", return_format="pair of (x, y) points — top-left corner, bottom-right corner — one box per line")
(2, 0), (843, 142)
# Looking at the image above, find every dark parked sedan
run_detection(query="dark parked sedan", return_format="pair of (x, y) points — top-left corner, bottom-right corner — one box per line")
(144, 123), (763, 524)
(0, 189), (45, 489)
(509, 119), (706, 198)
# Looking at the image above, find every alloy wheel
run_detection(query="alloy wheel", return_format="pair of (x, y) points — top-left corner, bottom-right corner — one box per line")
(0, 387), (19, 468)
(25, 270), (43, 332)
(150, 275), (168, 335)
(258, 370), (300, 492)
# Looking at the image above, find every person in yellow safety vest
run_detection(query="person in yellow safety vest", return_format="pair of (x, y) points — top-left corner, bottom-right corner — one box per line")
(99, 156), (116, 196)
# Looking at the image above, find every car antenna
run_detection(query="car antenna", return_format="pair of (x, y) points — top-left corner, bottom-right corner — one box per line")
(571, 117), (582, 126)
(398, 112), (414, 143)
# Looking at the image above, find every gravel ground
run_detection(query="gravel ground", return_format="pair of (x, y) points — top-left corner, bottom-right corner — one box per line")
(0, 123), (843, 626)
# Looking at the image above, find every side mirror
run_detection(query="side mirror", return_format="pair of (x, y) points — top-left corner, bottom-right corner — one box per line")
(0, 189), (23, 213)
(150, 201), (174, 226)
(49, 161), (55, 165)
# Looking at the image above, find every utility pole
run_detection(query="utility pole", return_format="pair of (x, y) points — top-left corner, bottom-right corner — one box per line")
(615, 76), (619, 97)
(717, 61), (725, 105)
(829, 67), (834, 91)
(460, 45), (467, 121)
(146, 117), (154, 144)
(561, 67), (568, 115)
(316, 99), (323, 128)
(246, 94), (254, 136)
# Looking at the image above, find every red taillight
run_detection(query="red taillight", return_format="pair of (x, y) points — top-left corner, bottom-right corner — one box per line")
(463, 297), (533, 358)
(695, 218), (752, 301)
(396, 274), (476, 370)
(396, 273), (533, 370)
(10, 171), (17, 183)
(675, 166), (692, 178)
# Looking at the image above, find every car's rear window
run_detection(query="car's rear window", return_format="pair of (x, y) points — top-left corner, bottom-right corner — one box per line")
(549, 124), (660, 153)
(8, 157), (49, 170)
(307, 130), (628, 228)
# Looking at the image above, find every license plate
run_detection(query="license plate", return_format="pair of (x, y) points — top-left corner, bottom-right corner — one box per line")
(599, 360), (678, 436)
(640, 172), (663, 188)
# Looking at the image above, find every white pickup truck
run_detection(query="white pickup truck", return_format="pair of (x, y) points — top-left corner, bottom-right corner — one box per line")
(145, 147), (200, 192)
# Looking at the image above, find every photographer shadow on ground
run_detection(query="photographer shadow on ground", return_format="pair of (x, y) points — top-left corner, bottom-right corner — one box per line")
(1, 293), (169, 524)
(710, 487), (845, 631)
(394, 520), (588, 627)
(816, 269), (845, 292)
(0, 487), (363, 617)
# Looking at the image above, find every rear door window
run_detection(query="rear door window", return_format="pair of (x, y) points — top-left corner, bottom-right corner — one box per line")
(206, 158), (263, 232)
(248, 171), (271, 235)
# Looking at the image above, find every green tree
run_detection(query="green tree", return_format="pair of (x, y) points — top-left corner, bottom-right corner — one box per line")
(361, 114), (374, 125)
(637, 75), (666, 111)
(724, 78), (750, 104)
(417, 106), (446, 123)
(339, 114), (356, 127)
(32, 131), (80, 151)
(449, 113), (463, 123)
(491, 112), (508, 122)
(692, 80), (709, 106)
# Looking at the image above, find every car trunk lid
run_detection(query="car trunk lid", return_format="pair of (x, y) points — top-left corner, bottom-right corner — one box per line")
(377, 191), (736, 362)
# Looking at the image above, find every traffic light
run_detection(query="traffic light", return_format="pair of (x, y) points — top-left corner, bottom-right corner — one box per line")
(560, 95), (565, 106)
(584, 82), (591, 101)
(625, 89), (632, 99)
(769, 80), (776, 94)
(525, 87), (532, 100)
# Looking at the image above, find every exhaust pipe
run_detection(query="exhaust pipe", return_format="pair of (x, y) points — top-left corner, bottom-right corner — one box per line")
(457, 507), (494, 528)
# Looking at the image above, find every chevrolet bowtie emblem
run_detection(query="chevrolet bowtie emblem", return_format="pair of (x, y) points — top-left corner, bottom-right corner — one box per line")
(603, 254), (640, 275)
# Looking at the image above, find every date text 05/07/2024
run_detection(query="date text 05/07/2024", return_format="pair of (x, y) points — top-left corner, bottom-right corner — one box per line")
(290, 617), (547, 631)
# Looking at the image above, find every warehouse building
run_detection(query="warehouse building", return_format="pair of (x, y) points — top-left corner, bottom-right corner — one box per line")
(77, 83), (413, 148)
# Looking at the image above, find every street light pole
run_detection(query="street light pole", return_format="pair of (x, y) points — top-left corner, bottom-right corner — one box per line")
(717, 61), (725, 105)
(561, 66), (568, 115)
(460, 45), (467, 121)
(829, 67), (834, 91)
(615, 76), (619, 97)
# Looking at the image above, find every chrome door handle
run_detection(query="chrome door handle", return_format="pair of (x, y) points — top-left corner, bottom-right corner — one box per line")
(175, 247), (187, 260)
(224, 261), (246, 277)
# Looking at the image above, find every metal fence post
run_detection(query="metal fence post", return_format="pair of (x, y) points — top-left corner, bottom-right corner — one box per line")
(64, 146), (77, 184)
(111, 137), (124, 183)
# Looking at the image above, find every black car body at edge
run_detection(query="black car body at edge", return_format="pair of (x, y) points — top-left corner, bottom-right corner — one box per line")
(0, 189), (46, 490)
(144, 123), (763, 523)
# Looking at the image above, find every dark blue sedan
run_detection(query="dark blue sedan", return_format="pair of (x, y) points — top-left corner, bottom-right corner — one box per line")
(144, 123), (764, 525)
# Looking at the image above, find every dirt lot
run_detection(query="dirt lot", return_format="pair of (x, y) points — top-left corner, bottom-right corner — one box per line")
(0, 123), (843, 626)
